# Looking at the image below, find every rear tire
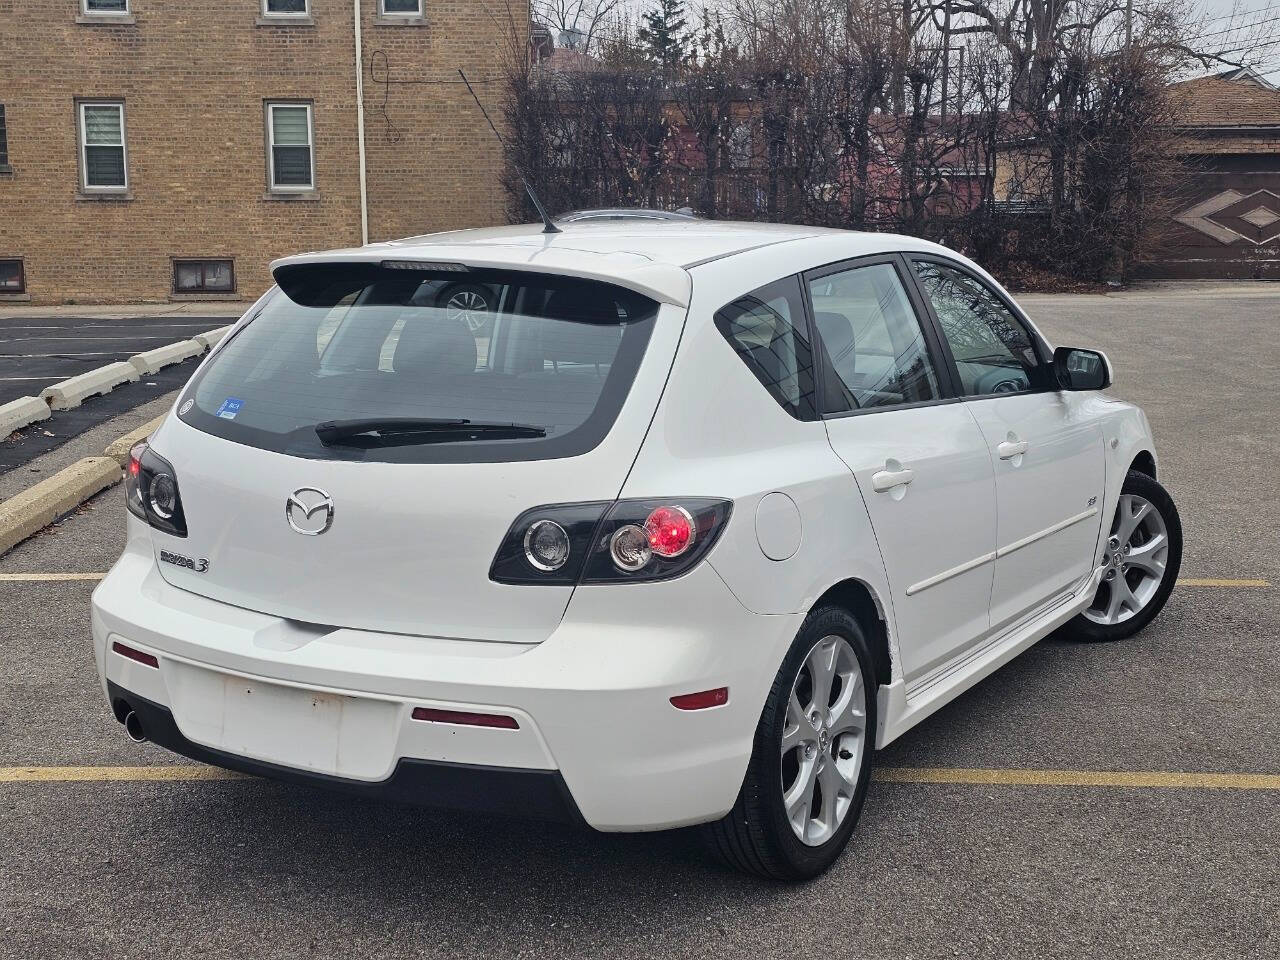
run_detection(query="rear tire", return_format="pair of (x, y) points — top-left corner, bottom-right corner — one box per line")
(703, 605), (876, 880)
(1067, 470), (1182, 642)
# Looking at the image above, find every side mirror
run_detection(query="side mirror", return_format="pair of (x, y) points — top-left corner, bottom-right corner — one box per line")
(1054, 346), (1112, 391)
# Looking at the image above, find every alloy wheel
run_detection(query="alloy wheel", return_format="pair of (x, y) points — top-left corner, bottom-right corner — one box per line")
(780, 634), (867, 846)
(1084, 494), (1170, 626)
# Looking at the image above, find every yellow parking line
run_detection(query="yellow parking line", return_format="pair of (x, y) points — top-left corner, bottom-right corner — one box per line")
(0, 572), (105, 581)
(1177, 578), (1269, 587)
(2, 764), (1277, 790)
(874, 767), (1280, 789)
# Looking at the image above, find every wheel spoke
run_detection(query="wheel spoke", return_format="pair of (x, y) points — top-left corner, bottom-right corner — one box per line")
(1126, 534), (1167, 578)
(1116, 497), (1151, 544)
(784, 760), (817, 828)
(817, 761), (843, 830)
(807, 640), (838, 715)
(1105, 576), (1138, 621)
(828, 707), (866, 739)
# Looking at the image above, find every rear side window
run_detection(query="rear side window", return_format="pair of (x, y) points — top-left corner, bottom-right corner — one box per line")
(808, 261), (941, 412)
(714, 275), (817, 419)
(179, 265), (658, 463)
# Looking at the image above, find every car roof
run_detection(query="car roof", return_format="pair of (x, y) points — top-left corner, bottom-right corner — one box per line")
(270, 220), (942, 308)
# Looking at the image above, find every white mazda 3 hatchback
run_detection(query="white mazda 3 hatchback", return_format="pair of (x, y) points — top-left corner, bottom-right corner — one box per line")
(93, 219), (1181, 879)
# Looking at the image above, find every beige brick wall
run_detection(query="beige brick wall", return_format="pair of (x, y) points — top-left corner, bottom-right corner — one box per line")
(0, 0), (523, 304)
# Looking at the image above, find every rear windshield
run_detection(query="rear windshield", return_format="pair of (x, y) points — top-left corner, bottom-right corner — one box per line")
(178, 264), (659, 463)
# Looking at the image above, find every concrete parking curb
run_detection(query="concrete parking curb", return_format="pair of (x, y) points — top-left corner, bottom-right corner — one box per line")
(129, 339), (204, 376)
(194, 325), (233, 350)
(0, 457), (122, 557)
(1, 396), (52, 437)
(41, 362), (141, 411)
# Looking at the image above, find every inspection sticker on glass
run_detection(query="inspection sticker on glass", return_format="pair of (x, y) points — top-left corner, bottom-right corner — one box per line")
(216, 397), (244, 420)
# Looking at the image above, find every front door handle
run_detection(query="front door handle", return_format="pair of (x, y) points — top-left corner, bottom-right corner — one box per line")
(872, 465), (915, 492)
(997, 438), (1029, 460)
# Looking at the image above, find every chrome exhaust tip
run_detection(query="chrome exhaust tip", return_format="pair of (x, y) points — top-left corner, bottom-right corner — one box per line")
(124, 710), (147, 744)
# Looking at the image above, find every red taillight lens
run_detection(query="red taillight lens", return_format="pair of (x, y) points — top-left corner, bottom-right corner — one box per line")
(411, 707), (519, 729)
(111, 641), (159, 669)
(644, 505), (695, 558)
(670, 687), (729, 711)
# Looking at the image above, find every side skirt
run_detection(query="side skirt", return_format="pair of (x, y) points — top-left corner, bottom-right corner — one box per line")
(874, 566), (1105, 749)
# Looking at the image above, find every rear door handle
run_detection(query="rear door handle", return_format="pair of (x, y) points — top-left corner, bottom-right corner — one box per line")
(872, 466), (915, 492)
(997, 439), (1029, 460)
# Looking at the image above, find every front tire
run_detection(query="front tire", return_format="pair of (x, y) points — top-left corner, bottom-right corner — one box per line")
(1067, 470), (1182, 642)
(704, 605), (876, 880)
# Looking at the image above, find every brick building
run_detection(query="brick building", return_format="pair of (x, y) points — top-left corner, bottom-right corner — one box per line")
(0, 0), (526, 304)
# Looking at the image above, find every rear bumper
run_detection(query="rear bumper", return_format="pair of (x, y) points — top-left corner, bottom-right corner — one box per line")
(92, 531), (802, 831)
(108, 681), (584, 824)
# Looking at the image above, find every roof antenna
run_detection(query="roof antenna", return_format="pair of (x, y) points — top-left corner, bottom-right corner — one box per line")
(458, 68), (561, 234)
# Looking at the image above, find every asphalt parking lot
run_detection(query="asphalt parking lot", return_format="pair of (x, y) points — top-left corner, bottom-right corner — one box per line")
(0, 287), (1276, 959)
(0, 312), (234, 470)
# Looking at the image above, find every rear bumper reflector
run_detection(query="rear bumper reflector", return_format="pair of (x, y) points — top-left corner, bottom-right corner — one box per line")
(411, 706), (519, 730)
(111, 641), (159, 669)
(670, 687), (729, 711)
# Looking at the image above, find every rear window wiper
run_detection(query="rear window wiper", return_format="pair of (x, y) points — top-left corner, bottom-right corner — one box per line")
(315, 417), (546, 447)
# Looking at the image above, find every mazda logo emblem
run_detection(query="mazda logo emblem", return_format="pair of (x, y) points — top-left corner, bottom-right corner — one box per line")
(285, 487), (334, 536)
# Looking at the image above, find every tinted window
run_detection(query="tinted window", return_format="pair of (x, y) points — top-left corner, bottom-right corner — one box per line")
(180, 265), (657, 463)
(808, 262), (940, 412)
(714, 275), (816, 419)
(913, 260), (1046, 395)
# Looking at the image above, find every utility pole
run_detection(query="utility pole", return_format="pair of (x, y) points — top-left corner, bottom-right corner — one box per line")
(941, 0), (952, 121)
(1126, 0), (1133, 51)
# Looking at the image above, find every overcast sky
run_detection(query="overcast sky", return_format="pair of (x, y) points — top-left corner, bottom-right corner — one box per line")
(1188, 0), (1280, 79)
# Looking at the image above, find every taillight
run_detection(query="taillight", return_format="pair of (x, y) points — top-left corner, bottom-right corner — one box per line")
(489, 498), (732, 585)
(123, 440), (188, 537)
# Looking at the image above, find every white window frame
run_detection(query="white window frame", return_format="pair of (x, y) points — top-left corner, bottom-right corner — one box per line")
(78, 101), (128, 193)
(266, 102), (316, 193)
(82, 0), (131, 15)
(380, 0), (424, 16)
(261, 0), (310, 17)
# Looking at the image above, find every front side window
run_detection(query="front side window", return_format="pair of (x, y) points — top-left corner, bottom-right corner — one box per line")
(808, 262), (941, 412)
(0, 259), (25, 294)
(180, 265), (658, 464)
(267, 103), (314, 191)
(714, 275), (816, 419)
(382, 0), (423, 14)
(84, 0), (129, 12)
(913, 260), (1047, 396)
(174, 259), (235, 294)
(264, 0), (308, 13)
(79, 102), (127, 190)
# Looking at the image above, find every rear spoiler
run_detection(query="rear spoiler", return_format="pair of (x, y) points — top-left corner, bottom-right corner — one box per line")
(271, 244), (692, 308)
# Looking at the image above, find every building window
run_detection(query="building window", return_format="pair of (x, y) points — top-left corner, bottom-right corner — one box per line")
(0, 260), (25, 295)
(79, 102), (128, 191)
(0, 105), (9, 170)
(381, 0), (423, 15)
(263, 0), (308, 15)
(266, 102), (314, 192)
(174, 259), (235, 295)
(83, 0), (129, 13)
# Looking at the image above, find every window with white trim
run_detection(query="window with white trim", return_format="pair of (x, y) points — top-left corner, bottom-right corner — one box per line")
(83, 0), (129, 13)
(381, 0), (423, 15)
(263, 0), (309, 15)
(266, 102), (314, 191)
(79, 102), (128, 191)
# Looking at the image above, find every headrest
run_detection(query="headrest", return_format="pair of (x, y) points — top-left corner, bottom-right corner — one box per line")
(814, 311), (855, 369)
(392, 316), (477, 379)
(543, 288), (619, 324)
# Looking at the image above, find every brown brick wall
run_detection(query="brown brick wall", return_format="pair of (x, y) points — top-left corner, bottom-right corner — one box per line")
(0, 0), (524, 304)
